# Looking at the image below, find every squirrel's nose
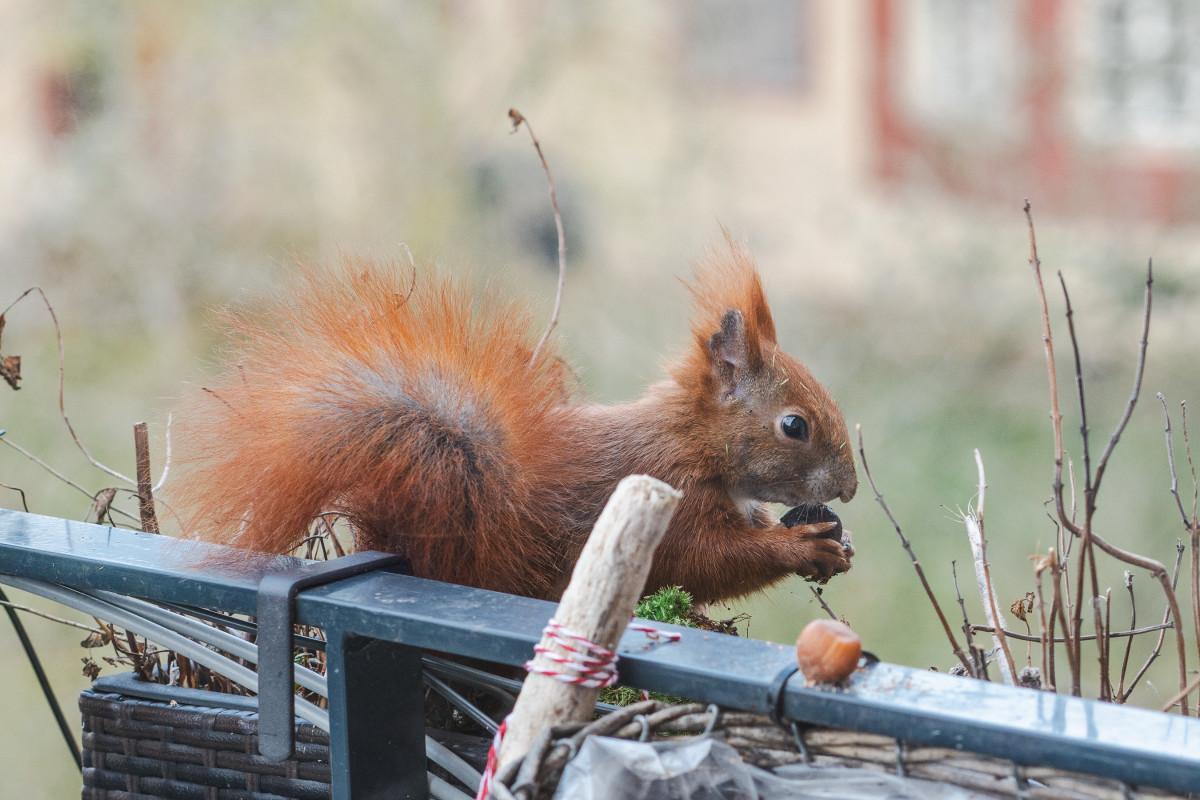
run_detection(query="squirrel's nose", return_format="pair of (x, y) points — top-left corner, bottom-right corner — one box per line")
(837, 474), (858, 503)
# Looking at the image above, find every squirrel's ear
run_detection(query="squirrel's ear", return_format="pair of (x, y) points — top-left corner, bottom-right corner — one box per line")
(707, 309), (750, 400)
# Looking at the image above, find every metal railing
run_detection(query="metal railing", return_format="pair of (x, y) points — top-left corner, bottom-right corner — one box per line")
(1, 507), (1199, 798)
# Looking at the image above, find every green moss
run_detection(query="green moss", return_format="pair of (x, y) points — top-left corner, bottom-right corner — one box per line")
(634, 585), (693, 627)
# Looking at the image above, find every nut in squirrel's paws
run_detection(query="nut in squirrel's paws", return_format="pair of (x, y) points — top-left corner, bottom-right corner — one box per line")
(782, 503), (854, 582)
(780, 503), (843, 540)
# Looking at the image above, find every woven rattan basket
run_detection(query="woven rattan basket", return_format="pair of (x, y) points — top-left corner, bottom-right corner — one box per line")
(491, 700), (1192, 800)
(80, 673), (331, 800)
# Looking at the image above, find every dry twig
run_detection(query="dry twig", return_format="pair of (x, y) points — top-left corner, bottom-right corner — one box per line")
(858, 425), (975, 675)
(1116, 571), (1136, 701)
(970, 620), (1172, 644)
(509, 108), (566, 368)
(4, 287), (135, 485)
(951, 561), (984, 677)
(963, 450), (1017, 684)
(1118, 541), (1184, 704)
(0, 434), (139, 524)
(134, 422), (160, 534)
(1, 478), (29, 512)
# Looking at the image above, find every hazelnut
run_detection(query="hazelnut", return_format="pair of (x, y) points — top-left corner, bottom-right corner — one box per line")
(795, 619), (862, 685)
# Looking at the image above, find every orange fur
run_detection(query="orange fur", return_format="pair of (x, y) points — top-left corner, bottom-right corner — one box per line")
(170, 240), (858, 602)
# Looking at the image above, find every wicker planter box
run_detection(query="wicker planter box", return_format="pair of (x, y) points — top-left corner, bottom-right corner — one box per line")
(80, 672), (331, 800)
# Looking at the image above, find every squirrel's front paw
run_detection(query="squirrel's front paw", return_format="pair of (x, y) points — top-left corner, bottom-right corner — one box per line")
(782, 504), (854, 583)
(795, 538), (853, 583)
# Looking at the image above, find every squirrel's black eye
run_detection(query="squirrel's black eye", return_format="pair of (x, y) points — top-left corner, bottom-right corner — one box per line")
(780, 414), (809, 441)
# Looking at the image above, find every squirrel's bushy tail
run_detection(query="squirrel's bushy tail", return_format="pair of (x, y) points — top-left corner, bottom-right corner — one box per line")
(170, 254), (573, 596)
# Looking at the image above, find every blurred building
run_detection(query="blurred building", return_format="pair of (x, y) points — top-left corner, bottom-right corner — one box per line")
(872, 0), (1200, 223)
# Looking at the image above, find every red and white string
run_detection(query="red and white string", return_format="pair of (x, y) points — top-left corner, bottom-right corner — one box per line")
(474, 617), (681, 799)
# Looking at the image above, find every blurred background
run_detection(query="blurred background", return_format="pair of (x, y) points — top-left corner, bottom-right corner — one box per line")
(3, 2), (1200, 796)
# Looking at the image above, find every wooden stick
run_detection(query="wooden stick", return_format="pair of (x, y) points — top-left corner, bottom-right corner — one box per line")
(134, 422), (160, 534)
(497, 474), (681, 769)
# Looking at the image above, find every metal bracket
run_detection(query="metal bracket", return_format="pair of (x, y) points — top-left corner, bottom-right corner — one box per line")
(256, 550), (405, 761)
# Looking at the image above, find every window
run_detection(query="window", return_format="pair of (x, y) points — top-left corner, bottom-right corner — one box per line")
(1078, 0), (1200, 144)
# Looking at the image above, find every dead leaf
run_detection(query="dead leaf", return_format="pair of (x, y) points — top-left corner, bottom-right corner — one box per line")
(1010, 592), (1035, 621)
(91, 487), (117, 524)
(0, 354), (19, 390)
(80, 630), (111, 649)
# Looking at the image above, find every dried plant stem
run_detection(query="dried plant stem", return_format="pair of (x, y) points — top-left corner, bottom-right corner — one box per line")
(1058, 273), (1101, 697)
(509, 109), (566, 368)
(1, 480), (29, 512)
(809, 586), (838, 621)
(1087, 531), (1188, 713)
(1026, 203), (1083, 694)
(0, 434), (139, 524)
(6, 287), (135, 485)
(1183, 402), (1198, 517)
(1051, 556), (1078, 691)
(1034, 556), (1053, 691)
(1092, 261), (1153, 500)
(1025, 202), (1070, 557)
(951, 561), (983, 677)
(134, 423), (160, 534)
(1161, 672), (1200, 714)
(0, 599), (103, 633)
(858, 425), (974, 675)
(1117, 541), (1185, 707)
(1100, 588), (1113, 700)
(971, 620), (1173, 644)
(1116, 571), (1136, 701)
(1159, 394), (1200, 670)
(965, 450), (1016, 684)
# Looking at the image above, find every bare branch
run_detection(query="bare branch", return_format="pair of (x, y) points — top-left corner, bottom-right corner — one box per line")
(1095, 535), (1189, 713)
(1100, 588), (1113, 701)
(963, 450), (1016, 683)
(0, 433), (139, 524)
(0, 478), (29, 512)
(1058, 272), (1102, 697)
(858, 425), (975, 674)
(509, 109), (566, 369)
(1116, 571), (1136, 701)
(1093, 260), (1153, 498)
(1161, 672), (1200, 714)
(1033, 552), (1054, 691)
(133, 422), (160, 534)
(1184, 402), (1198, 520)
(970, 620), (1173, 643)
(1024, 202), (1071, 536)
(1158, 394), (1200, 685)
(808, 586), (838, 621)
(951, 560), (983, 678)
(6, 287), (137, 485)
(0, 599), (103, 634)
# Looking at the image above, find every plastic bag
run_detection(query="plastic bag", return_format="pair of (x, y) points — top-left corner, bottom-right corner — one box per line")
(552, 735), (757, 800)
(551, 735), (993, 800)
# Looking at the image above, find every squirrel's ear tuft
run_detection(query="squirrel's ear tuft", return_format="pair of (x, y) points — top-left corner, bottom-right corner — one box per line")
(708, 309), (750, 399)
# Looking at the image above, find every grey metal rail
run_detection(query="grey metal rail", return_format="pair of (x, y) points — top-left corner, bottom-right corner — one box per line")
(1, 508), (1198, 797)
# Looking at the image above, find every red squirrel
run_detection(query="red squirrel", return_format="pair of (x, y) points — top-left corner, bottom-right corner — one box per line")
(171, 238), (858, 602)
